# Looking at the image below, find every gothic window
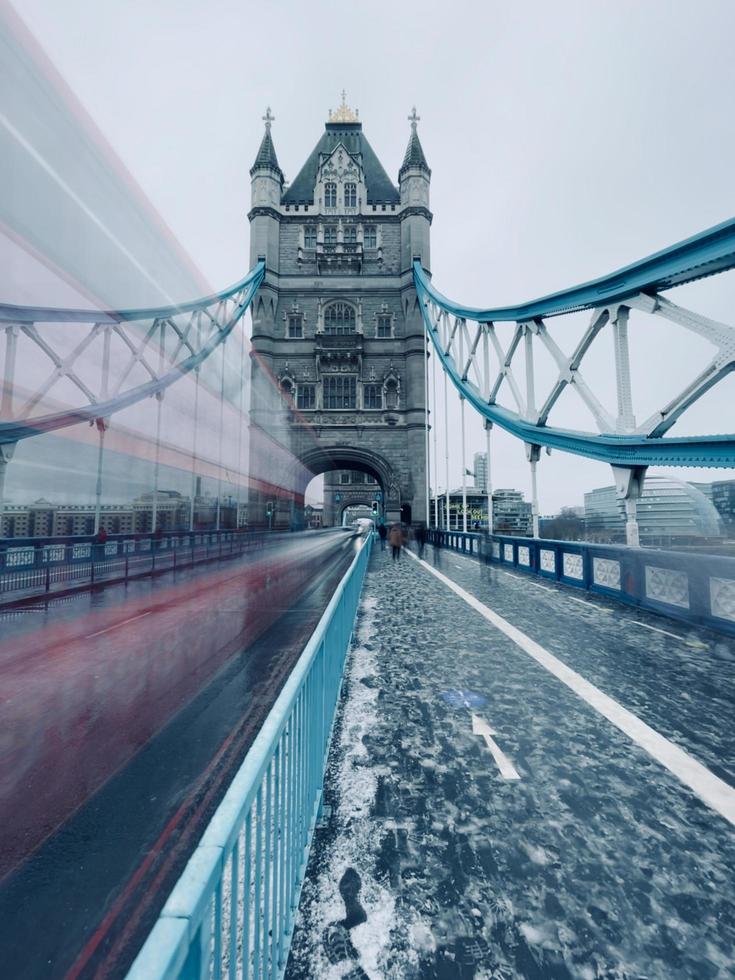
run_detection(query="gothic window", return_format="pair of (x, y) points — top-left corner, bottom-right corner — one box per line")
(323, 375), (357, 409)
(384, 379), (399, 410)
(363, 384), (383, 409)
(325, 182), (337, 208)
(344, 183), (357, 207)
(323, 302), (356, 335)
(297, 384), (315, 410)
(339, 472), (350, 485)
(280, 379), (294, 404)
(376, 315), (392, 338)
(304, 226), (317, 248)
(324, 226), (338, 246)
(288, 315), (303, 338)
(364, 225), (377, 248)
(344, 225), (357, 244)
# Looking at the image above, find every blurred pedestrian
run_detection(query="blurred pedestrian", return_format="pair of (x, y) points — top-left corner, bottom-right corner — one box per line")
(377, 522), (387, 551)
(388, 523), (403, 562)
(415, 523), (426, 558)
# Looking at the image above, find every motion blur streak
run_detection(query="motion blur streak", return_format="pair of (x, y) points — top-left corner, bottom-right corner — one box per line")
(0, 530), (345, 883)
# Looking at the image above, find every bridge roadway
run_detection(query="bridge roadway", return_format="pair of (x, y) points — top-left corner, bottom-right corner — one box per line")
(0, 528), (361, 980)
(287, 542), (735, 980)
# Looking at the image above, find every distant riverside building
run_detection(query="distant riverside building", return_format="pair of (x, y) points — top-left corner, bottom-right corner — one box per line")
(0, 489), (241, 540)
(473, 452), (488, 492)
(584, 476), (723, 545)
(492, 489), (533, 536)
(431, 487), (532, 535)
(304, 504), (324, 529)
(711, 479), (735, 534)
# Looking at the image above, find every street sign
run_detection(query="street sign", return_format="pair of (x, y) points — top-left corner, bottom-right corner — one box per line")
(335, 494), (341, 502)
(374, 491), (382, 500)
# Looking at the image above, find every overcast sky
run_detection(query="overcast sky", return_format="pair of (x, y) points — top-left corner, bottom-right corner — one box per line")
(5, 0), (735, 512)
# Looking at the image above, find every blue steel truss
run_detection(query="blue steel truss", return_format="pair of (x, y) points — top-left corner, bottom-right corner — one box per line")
(0, 261), (265, 445)
(414, 218), (735, 468)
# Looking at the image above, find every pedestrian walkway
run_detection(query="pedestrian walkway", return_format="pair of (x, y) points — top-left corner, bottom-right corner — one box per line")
(285, 544), (735, 980)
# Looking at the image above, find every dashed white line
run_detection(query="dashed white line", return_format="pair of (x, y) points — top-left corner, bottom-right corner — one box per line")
(631, 620), (708, 649)
(407, 549), (735, 828)
(562, 594), (612, 613)
(86, 611), (151, 639)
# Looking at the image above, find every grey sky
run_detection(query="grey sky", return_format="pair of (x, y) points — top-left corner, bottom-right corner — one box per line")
(6, 0), (735, 512)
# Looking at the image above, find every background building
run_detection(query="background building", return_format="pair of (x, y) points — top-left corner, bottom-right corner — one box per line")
(711, 479), (735, 535)
(584, 476), (723, 545)
(431, 487), (532, 535)
(473, 452), (488, 492)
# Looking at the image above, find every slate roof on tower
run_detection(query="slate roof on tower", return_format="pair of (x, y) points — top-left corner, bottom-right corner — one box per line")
(250, 126), (283, 180)
(399, 127), (431, 178)
(282, 120), (400, 205)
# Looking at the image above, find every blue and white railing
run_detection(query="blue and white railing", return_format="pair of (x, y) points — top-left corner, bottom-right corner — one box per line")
(428, 530), (735, 637)
(127, 532), (372, 980)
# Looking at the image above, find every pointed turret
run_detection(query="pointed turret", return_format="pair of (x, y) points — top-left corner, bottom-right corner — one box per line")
(399, 108), (431, 179)
(249, 107), (284, 271)
(399, 107), (431, 270)
(250, 109), (284, 180)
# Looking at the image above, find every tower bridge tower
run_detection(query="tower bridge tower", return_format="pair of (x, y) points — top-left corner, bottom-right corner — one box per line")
(247, 97), (431, 527)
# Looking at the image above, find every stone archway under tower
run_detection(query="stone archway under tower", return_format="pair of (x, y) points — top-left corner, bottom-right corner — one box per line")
(339, 500), (375, 525)
(298, 446), (402, 527)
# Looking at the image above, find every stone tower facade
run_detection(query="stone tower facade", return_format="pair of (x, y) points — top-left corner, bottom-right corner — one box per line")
(247, 99), (431, 527)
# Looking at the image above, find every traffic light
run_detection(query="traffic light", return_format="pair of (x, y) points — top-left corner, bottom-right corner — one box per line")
(266, 503), (273, 517)
(371, 501), (379, 516)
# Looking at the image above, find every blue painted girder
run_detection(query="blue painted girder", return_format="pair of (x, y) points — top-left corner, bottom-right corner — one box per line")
(0, 261), (265, 446)
(413, 218), (735, 468)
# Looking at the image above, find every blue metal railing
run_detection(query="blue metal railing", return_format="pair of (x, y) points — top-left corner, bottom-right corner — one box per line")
(126, 532), (372, 980)
(427, 529), (735, 637)
(0, 529), (268, 599)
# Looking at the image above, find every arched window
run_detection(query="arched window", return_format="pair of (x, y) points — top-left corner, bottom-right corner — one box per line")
(323, 302), (356, 335)
(343, 225), (357, 244)
(325, 182), (337, 208)
(344, 183), (357, 207)
(280, 379), (294, 404)
(384, 379), (399, 410)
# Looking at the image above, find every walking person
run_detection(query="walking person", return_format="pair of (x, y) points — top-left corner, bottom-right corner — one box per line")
(388, 523), (403, 562)
(415, 523), (426, 559)
(377, 522), (387, 551)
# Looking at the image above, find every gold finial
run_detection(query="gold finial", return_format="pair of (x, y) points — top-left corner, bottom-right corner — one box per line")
(328, 90), (359, 124)
(262, 106), (275, 131)
(408, 106), (420, 131)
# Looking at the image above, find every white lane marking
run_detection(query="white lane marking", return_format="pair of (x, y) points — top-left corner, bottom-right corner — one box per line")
(407, 550), (735, 827)
(86, 611), (151, 638)
(562, 594), (612, 613)
(471, 714), (521, 780)
(630, 620), (708, 649)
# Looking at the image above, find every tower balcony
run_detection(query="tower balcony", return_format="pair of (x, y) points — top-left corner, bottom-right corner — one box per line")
(316, 241), (363, 273)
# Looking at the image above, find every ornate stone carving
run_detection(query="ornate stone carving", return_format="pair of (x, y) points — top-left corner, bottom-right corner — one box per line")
(562, 553), (583, 580)
(710, 576), (735, 622)
(593, 556), (621, 590)
(539, 549), (555, 573)
(645, 565), (689, 608)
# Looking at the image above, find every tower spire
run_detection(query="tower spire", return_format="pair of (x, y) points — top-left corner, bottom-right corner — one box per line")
(399, 106), (430, 179)
(250, 106), (283, 180)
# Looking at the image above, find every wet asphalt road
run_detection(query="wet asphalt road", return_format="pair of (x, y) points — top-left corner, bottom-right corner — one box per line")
(288, 543), (735, 980)
(0, 529), (360, 980)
